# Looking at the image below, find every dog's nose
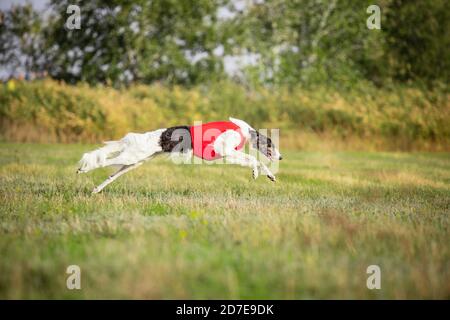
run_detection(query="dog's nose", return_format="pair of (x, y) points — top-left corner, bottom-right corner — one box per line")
(279, 156), (283, 160)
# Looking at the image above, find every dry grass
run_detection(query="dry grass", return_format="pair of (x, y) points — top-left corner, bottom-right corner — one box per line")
(0, 143), (449, 299)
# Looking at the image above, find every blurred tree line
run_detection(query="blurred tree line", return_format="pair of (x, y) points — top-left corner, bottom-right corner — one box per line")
(0, 0), (448, 87)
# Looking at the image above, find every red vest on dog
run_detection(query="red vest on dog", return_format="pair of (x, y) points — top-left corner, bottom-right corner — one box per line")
(190, 121), (246, 160)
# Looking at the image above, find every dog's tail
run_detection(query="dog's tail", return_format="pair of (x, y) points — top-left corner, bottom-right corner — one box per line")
(77, 140), (124, 173)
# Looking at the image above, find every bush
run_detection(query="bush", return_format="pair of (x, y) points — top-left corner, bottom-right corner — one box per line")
(1, 79), (448, 150)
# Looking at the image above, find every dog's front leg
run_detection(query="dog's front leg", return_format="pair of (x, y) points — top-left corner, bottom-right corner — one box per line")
(224, 152), (259, 180)
(258, 162), (276, 182)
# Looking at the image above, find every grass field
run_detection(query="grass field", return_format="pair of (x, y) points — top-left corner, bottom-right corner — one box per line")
(0, 143), (449, 299)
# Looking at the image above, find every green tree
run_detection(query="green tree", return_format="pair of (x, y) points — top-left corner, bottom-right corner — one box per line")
(1, 0), (448, 87)
(45, 0), (228, 86)
(0, 4), (46, 77)
(383, 0), (450, 85)
(226, 0), (385, 86)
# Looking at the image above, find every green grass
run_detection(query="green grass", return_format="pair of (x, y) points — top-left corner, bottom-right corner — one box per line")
(0, 143), (449, 299)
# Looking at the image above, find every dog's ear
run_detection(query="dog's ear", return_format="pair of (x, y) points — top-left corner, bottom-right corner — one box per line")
(229, 117), (254, 138)
(249, 130), (259, 148)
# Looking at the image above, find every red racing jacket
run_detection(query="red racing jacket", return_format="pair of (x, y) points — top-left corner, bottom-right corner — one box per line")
(189, 121), (246, 160)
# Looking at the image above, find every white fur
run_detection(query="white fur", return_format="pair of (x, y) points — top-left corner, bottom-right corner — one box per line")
(78, 129), (165, 173)
(92, 162), (143, 194)
(213, 127), (276, 181)
(79, 118), (278, 193)
(229, 117), (254, 139)
(213, 129), (242, 156)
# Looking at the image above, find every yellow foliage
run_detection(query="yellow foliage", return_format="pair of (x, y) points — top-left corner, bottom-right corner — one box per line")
(0, 79), (449, 151)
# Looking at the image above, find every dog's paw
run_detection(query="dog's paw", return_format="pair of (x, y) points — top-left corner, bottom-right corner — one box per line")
(92, 187), (101, 194)
(252, 167), (259, 180)
(267, 175), (276, 182)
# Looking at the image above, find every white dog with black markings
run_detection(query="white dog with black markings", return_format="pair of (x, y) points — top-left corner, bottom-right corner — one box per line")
(77, 117), (282, 193)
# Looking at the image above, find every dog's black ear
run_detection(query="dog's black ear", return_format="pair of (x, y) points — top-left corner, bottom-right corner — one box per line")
(249, 130), (259, 148)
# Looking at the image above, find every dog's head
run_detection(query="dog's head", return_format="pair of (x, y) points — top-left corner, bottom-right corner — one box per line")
(249, 129), (282, 161)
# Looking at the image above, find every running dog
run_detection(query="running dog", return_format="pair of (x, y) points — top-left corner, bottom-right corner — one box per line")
(77, 117), (282, 193)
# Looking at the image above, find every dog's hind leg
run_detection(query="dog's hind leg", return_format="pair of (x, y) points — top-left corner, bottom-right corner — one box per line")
(92, 162), (143, 194)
